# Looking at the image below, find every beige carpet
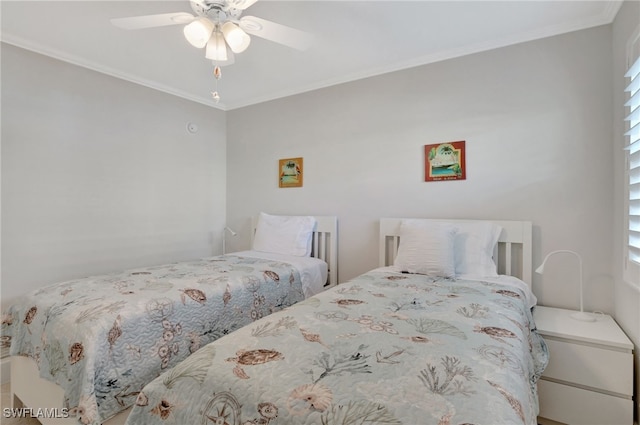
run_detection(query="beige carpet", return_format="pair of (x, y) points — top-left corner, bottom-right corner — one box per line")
(1, 382), (41, 425)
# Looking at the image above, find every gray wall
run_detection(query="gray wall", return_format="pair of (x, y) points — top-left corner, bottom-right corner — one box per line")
(227, 26), (615, 314)
(612, 0), (640, 421)
(1, 44), (228, 312)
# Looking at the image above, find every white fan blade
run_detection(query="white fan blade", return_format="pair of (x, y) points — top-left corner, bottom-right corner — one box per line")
(239, 16), (313, 51)
(110, 12), (194, 30)
(227, 0), (259, 10)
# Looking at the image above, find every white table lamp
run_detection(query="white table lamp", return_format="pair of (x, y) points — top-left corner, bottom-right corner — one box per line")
(536, 250), (595, 322)
(222, 226), (237, 255)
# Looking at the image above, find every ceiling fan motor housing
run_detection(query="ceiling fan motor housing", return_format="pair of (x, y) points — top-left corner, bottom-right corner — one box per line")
(190, 0), (246, 21)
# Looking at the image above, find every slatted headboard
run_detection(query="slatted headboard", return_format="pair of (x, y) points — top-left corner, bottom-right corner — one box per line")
(251, 215), (338, 287)
(378, 218), (533, 286)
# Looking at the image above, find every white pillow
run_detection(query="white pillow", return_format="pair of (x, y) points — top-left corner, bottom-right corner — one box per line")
(454, 222), (503, 277)
(252, 213), (316, 257)
(393, 220), (457, 278)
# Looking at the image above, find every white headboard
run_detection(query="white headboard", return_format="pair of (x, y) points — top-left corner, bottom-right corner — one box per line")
(379, 218), (533, 286)
(251, 215), (338, 287)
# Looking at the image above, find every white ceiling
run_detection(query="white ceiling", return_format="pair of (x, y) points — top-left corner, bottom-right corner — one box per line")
(1, 1), (622, 110)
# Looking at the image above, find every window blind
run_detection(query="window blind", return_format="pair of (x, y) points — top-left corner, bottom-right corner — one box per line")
(625, 55), (640, 267)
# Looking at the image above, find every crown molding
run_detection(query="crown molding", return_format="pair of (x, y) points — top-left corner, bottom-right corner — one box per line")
(603, 0), (624, 22)
(1, 35), (227, 111)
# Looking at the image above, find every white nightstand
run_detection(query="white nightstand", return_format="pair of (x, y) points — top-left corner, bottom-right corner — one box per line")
(534, 306), (634, 425)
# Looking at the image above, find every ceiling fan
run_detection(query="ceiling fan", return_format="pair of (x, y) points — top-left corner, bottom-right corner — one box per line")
(111, 0), (313, 101)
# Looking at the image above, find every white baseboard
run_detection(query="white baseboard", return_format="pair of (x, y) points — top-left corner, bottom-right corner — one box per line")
(1, 356), (10, 384)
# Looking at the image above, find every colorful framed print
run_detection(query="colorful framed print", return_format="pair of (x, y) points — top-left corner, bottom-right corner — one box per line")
(279, 157), (303, 188)
(425, 141), (466, 182)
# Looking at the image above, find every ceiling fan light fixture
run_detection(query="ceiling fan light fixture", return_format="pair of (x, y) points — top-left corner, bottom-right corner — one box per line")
(184, 17), (215, 48)
(206, 32), (228, 61)
(221, 21), (250, 53)
(212, 50), (235, 66)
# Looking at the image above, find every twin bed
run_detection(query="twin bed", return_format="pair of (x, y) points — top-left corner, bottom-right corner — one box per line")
(5, 216), (548, 425)
(4, 214), (338, 425)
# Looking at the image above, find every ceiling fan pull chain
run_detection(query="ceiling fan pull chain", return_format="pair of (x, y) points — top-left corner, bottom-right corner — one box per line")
(211, 64), (222, 102)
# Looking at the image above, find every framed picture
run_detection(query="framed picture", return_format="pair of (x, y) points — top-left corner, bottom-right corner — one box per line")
(279, 157), (303, 188)
(424, 141), (466, 182)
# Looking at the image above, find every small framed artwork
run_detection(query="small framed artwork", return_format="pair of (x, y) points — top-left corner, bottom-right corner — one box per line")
(424, 140), (466, 182)
(279, 157), (303, 188)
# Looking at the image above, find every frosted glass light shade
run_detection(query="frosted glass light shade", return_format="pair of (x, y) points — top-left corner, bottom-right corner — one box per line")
(184, 18), (214, 48)
(212, 52), (235, 66)
(206, 32), (228, 61)
(221, 21), (250, 53)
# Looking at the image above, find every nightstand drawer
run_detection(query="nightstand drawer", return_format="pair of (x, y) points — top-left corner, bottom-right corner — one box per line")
(542, 338), (633, 395)
(538, 379), (633, 425)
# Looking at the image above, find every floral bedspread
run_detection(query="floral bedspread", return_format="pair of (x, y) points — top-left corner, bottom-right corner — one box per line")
(2, 254), (306, 425)
(126, 270), (549, 425)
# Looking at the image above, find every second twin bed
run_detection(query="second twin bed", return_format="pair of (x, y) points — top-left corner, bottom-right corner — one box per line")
(124, 218), (548, 425)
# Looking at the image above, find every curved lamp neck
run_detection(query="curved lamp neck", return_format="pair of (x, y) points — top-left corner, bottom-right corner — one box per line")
(535, 250), (594, 322)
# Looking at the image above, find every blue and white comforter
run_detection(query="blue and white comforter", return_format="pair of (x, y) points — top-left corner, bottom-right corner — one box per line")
(2, 254), (308, 425)
(126, 269), (549, 425)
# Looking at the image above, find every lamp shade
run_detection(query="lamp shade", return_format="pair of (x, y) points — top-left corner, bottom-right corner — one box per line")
(221, 21), (250, 53)
(184, 18), (214, 48)
(205, 32), (228, 61)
